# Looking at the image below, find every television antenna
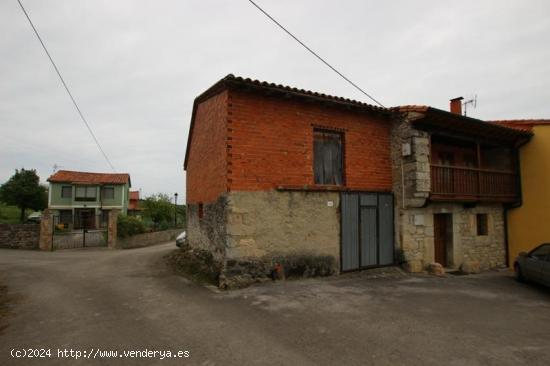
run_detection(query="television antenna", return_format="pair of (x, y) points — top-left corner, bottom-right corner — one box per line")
(463, 95), (477, 116)
(52, 164), (63, 173)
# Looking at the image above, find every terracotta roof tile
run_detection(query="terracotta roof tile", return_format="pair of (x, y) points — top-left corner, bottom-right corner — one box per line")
(391, 105), (430, 113)
(488, 119), (550, 132)
(48, 170), (130, 185)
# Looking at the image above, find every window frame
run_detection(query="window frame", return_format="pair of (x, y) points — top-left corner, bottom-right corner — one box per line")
(101, 186), (115, 200)
(74, 186), (97, 202)
(476, 213), (488, 236)
(313, 128), (345, 186)
(61, 186), (72, 199)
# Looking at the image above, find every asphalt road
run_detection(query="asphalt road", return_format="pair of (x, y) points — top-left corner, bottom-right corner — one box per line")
(1, 243), (550, 366)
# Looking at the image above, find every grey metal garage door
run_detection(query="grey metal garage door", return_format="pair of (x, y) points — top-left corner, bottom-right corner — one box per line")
(341, 192), (394, 271)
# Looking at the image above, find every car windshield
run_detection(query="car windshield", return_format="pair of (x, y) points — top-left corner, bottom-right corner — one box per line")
(529, 244), (550, 260)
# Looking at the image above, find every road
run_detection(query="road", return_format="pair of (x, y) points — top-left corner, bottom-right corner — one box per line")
(1, 243), (550, 365)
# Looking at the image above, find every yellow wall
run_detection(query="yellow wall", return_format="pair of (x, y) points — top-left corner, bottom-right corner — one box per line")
(508, 125), (550, 265)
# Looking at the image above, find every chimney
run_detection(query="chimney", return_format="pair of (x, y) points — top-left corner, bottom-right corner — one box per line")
(450, 97), (464, 115)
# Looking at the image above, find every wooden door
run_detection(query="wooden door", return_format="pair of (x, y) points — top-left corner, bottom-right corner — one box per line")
(434, 214), (451, 266)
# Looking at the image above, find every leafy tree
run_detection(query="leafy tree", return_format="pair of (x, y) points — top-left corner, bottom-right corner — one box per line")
(142, 193), (174, 228)
(0, 169), (47, 222)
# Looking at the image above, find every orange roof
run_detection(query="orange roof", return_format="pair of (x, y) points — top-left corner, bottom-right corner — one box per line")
(489, 119), (550, 132)
(129, 191), (140, 200)
(48, 170), (131, 185)
(391, 105), (429, 113)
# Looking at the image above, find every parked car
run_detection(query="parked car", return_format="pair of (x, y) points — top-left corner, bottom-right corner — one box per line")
(514, 243), (550, 287)
(27, 211), (42, 223)
(175, 231), (187, 247)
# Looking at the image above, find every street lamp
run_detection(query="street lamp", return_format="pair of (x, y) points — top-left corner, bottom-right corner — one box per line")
(174, 192), (178, 227)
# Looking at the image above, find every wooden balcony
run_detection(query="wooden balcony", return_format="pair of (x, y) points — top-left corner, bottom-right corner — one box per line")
(430, 164), (519, 202)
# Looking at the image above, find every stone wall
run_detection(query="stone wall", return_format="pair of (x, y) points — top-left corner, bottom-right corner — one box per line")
(397, 203), (505, 271)
(117, 229), (181, 249)
(221, 190), (340, 288)
(390, 113), (431, 210)
(186, 196), (228, 264)
(0, 224), (40, 249)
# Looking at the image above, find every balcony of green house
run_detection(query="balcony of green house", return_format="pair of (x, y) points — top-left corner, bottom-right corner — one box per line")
(429, 135), (520, 203)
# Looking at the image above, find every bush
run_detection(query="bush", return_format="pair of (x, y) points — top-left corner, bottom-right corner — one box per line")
(117, 215), (146, 238)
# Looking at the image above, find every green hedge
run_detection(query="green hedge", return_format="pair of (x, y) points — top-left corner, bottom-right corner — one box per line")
(117, 215), (146, 238)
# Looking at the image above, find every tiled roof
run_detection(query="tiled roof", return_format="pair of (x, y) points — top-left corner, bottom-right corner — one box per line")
(393, 105), (533, 143)
(219, 74), (387, 113)
(391, 105), (429, 113)
(129, 191), (140, 200)
(489, 119), (550, 131)
(48, 170), (130, 185)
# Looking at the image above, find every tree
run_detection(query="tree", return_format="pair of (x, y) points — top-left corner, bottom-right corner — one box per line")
(0, 169), (48, 222)
(142, 193), (174, 227)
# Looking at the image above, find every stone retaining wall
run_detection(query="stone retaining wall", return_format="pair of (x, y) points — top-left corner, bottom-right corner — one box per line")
(117, 229), (181, 249)
(0, 224), (40, 250)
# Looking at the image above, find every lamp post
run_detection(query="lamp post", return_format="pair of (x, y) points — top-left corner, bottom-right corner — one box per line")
(174, 192), (178, 227)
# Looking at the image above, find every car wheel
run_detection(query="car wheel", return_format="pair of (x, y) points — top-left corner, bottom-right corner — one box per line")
(514, 263), (525, 283)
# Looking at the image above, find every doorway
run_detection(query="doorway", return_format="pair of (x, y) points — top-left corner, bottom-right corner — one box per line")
(434, 213), (453, 267)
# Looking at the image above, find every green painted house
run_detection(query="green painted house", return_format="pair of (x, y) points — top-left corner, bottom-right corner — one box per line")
(47, 170), (131, 229)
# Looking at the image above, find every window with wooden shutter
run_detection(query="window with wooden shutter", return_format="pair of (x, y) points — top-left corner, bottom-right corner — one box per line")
(313, 129), (343, 185)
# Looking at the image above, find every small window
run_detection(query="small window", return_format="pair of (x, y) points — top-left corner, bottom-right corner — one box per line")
(102, 187), (115, 199)
(61, 186), (72, 198)
(198, 202), (204, 219)
(75, 186), (97, 201)
(314, 129), (343, 185)
(476, 214), (488, 236)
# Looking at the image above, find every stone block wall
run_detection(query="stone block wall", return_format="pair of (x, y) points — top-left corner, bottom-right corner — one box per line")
(117, 229), (181, 249)
(397, 203), (505, 271)
(0, 224), (40, 249)
(185, 190), (341, 288)
(221, 190), (340, 288)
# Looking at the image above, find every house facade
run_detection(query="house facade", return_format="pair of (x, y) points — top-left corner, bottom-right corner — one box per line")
(47, 170), (131, 230)
(185, 75), (531, 288)
(490, 120), (550, 265)
(391, 102), (531, 272)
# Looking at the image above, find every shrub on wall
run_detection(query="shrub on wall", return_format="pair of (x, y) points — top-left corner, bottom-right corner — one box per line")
(117, 215), (146, 238)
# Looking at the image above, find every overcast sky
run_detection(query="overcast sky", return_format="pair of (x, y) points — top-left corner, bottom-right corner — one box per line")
(1, 0), (549, 201)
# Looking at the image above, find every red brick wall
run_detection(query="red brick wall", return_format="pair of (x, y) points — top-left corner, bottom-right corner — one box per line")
(186, 91), (228, 204)
(227, 90), (392, 191)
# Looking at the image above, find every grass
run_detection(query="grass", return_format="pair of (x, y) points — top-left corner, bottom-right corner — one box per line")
(0, 203), (33, 224)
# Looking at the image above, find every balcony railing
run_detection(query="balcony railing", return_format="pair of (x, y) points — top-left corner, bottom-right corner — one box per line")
(430, 164), (518, 202)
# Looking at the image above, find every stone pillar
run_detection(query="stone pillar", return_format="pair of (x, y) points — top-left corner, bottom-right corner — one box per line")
(39, 208), (53, 251)
(107, 209), (120, 249)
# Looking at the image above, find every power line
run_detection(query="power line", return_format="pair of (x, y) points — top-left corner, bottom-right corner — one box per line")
(16, 0), (117, 172)
(247, 0), (385, 108)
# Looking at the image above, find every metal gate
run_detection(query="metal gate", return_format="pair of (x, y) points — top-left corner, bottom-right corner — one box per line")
(341, 192), (394, 271)
(52, 213), (108, 250)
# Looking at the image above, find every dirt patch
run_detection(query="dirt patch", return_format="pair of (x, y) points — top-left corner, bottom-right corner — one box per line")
(164, 248), (220, 286)
(0, 276), (15, 335)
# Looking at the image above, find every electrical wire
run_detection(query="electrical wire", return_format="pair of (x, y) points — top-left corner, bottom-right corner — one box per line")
(16, 0), (117, 172)
(247, 0), (385, 108)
